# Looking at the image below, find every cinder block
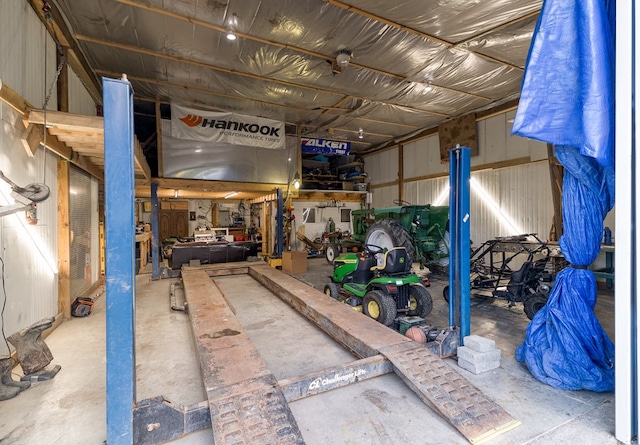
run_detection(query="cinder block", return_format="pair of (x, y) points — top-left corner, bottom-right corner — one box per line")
(463, 335), (495, 352)
(457, 346), (501, 364)
(457, 357), (500, 374)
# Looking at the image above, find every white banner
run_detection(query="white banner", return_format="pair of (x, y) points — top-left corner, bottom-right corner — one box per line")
(170, 104), (286, 150)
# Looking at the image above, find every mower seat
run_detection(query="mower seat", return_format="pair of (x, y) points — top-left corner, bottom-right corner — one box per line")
(370, 247), (410, 274)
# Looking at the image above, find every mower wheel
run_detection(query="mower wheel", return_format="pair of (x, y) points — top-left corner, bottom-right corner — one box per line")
(524, 292), (548, 320)
(442, 285), (450, 303)
(363, 290), (397, 326)
(408, 285), (433, 318)
(324, 283), (340, 300)
(325, 244), (340, 264)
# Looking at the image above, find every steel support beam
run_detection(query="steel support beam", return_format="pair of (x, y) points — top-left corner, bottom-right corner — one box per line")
(151, 182), (160, 280)
(448, 147), (471, 344)
(104, 76), (136, 444)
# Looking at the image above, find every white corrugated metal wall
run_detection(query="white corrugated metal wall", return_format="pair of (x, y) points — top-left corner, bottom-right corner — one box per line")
(0, 1), (60, 355)
(0, 3), (97, 354)
(366, 109), (616, 272)
(68, 66), (98, 116)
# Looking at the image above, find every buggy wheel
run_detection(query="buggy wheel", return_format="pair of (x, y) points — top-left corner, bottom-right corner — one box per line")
(442, 285), (450, 303)
(524, 292), (548, 320)
(364, 218), (415, 264)
(408, 285), (433, 318)
(324, 283), (340, 300)
(325, 244), (340, 264)
(363, 290), (397, 326)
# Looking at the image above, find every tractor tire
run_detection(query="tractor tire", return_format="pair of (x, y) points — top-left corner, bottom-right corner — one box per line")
(442, 285), (450, 303)
(408, 285), (433, 318)
(325, 244), (340, 264)
(364, 218), (415, 264)
(524, 292), (548, 320)
(324, 283), (340, 300)
(363, 290), (397, 326)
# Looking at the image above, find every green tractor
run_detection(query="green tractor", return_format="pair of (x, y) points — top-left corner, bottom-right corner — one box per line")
(339, 202), (449, 271)
(324, 219), (433, 326)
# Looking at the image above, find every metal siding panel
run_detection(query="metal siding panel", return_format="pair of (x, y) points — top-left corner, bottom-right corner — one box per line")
(0, 2), (58, 108)
(404, 135), (444, 180)
(479, 115), (508, 164)
(68, 67), (98, 115)
(400, 162), (553, 247)
(0, 104), (59, 357)
(372, 185), (398, 207)
(366, 147), (398, 185)
(0, 1), (27, 95)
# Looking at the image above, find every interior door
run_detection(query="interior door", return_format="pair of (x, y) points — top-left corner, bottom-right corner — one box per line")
(159, 209), (189, 240)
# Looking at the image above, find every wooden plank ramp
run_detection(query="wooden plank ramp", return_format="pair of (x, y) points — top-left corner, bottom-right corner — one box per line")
(248, 263), (520, 444)
(181, 268), (305, 444)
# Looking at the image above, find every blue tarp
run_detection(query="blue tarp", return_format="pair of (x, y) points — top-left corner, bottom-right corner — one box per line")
(511, 0), (615, 392)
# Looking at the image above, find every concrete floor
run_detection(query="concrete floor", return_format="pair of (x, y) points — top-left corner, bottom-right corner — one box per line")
(0, 257), (622, 444)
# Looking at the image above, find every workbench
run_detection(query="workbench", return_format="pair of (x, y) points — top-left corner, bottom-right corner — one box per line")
(591, 244), (614, 289)
(135, 232), (151, 274)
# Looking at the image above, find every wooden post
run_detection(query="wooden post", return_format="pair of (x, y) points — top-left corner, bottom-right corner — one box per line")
(547, 143), (563, 241)
(57, 159), (71, 319)
(155, 97), (163, 177)
(57, 47), (69, 113)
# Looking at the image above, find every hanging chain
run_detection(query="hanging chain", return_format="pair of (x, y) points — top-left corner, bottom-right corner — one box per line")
(42, 43), (66, 111)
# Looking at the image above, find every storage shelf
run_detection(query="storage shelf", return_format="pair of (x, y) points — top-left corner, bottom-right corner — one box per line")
(336, 162), (364, 171)
(302, 159), (330, 168)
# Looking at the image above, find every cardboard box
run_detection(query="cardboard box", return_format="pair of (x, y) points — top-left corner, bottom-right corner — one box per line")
(282, 251), (307, 274)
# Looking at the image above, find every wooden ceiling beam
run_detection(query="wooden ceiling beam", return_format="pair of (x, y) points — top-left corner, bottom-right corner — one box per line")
(27, 109), (104, 131)
(324, 0), (526, 72)
(78, 34), (342, 98)
(112, 0), (490, 101)
(26, 108), (152, 180)
(137, 178), (288, 194)
(1, 82), (103, 179)
(97, 69), (318, 116)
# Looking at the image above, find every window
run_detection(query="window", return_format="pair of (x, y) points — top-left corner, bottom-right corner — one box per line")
(302, 208), (316, 223)
(341, 208), (351, 223)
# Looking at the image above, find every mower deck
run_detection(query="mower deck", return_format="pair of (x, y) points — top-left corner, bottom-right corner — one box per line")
(181, 262), (520, 444)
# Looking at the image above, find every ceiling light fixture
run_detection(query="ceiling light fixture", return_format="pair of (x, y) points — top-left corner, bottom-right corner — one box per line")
(224, 191), (238, 199)
(424, 81), (433, 92)
(226, 13), (238, 40)
(292, 172), (301, 190)
(173, 190), (178, 198)
(336, 49), (352, 68)
(358, 128), (364, 139)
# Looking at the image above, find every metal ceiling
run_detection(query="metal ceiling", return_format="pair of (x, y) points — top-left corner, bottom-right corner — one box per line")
(52, 0), (540, 155)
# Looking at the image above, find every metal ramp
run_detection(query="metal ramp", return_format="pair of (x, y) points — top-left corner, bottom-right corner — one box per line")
(379, 341), (520, 444)
(182, 263), (520, 444)
(182, 268), (305, 444)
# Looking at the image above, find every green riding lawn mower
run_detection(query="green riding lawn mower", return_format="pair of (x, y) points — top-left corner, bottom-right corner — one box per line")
(324, 218), (434, 326)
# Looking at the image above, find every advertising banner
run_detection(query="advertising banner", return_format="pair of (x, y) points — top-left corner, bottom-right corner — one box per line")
(301, 137), (351, 156)
(170, 104), (286, 150)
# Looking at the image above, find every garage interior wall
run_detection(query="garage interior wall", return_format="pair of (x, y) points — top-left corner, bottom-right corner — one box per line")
(0, 2), (98, 354)
(366, 109), (616, 270)
(0, 2), (61, 356)
(290, 200), (363, 248)
(69, 166), (99, 299)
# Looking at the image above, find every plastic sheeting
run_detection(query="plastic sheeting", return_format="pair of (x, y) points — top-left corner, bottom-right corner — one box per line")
(512, 0), (615, 392)
(53, 0), (542, 152)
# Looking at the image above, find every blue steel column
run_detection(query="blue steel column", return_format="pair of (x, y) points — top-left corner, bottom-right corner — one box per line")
(448, 147), (471, 344)
(104, 76), (136, 445)
(151, 182), (160, 279)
